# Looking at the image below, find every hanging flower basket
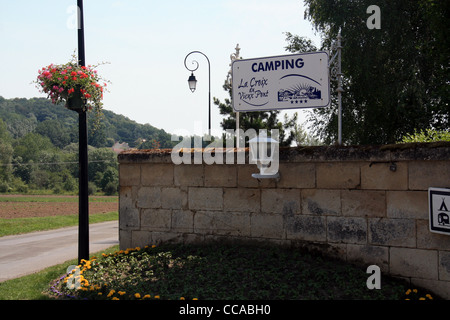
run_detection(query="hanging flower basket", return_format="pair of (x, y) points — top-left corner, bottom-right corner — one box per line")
(34, 54), (109, 124)
(62, 85), (84, 112)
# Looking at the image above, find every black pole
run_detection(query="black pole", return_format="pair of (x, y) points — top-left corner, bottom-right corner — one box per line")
(77, 0), (89, 264)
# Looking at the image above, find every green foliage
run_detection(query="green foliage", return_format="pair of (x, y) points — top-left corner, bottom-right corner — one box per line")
(0, 96), (175, 194)
(289, 0), (449, 145)
(400, 129), (450, 143)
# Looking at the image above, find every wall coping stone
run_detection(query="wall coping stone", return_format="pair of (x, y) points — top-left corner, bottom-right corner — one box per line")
(118, 142), (450, 164)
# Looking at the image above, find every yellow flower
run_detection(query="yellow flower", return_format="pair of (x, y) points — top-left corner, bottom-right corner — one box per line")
(107, 289), (116, 298)
(135, 247), (141, 251)
(135, 293), (141, 299)
(143, 295), (151, 299)
(405, 289), (411, 295)
(192, 298), (198, 300)
(98, 292), (103, 296)
(118, 291), (126, 296)
(180, 297), (185, 300)
(154, 295), (160, 299)
(419, 297), (426, 300)
(112, 297), (120, 300)
(152, 245), (156, 248)
(426, 294), (433, 300)
(413, 289), (418, 293)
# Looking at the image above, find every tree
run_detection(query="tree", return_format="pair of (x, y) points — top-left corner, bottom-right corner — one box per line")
(0, 119), (13, 185)
(290, 0), (449, 145)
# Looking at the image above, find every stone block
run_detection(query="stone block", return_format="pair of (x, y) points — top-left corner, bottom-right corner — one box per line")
(261, 189), (300, 214)
(277, 163), (315, 188)
(387, 191), (428, 219)
(327, 216), (367, 244)
(390, 247), (438, 280)
(237, 165), (276, 188)
(409, 161), (450, 190)
(302, 189), (341, 216)
(205, 165), (237, 187)
(131, 230), (153, 248)
(285, 215), (327, 242)
(141, 163), (173, 186)
(119, 229), (132, 250)
(194, 211), (250, 236)
(316, 163), (360, 189)
(171, 209), (194, 233)
(188, 187), (223, 211)
(137, 187), (161, 209)
(161, 187), (187, 210)
(174, 164), (204, 186)
(119, 186), (139, 229)
(361, 162), (408, 190)
(141, 208), (171, 231)
(417, 219), (450, 250)
(346, 244), (389, 271)
(223, 188), (260, 213)
(439, 251), (450, 281)
(251, 214), (284, 239)
(341, 190), (385, 217)
(369, 218), (416, 247)
(119, 164), (140, 186)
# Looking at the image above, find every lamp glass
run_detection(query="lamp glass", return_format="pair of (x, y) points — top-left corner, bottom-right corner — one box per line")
(188, 73), (197, 93)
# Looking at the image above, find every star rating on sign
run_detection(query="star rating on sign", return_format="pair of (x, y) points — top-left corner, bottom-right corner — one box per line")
(290, 100), (308, 104)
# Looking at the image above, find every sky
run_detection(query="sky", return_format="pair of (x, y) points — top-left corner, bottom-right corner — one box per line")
(0, 0), (322, 137)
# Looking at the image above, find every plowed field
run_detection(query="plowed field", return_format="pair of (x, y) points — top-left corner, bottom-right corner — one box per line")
(0, 195), (118, 219)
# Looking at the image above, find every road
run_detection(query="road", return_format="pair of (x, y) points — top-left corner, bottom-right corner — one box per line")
(0, 220), (118, 282)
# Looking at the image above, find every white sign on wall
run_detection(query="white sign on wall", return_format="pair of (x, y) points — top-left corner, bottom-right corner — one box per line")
(429, 187), (450, 235)
(231, 52), (330, 112)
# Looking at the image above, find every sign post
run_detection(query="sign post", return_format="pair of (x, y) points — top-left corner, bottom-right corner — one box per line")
(231, 52), (330, 112)
(429, 187), (450, 236)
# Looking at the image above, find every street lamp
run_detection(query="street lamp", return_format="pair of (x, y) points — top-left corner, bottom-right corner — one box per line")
(187, 72), (197, 93)
(249, 133), (280, 180)
(184, 51), (211, 136)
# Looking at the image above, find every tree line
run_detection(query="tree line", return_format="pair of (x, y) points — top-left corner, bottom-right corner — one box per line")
(0, 96), (175, 194)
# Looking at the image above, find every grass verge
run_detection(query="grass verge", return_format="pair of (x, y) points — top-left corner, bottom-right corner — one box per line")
(47, 243), (438, 301)
(0, 211), (118, 237)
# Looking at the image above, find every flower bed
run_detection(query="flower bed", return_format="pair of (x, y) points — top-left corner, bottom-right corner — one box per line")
(47, 243), (438, 300)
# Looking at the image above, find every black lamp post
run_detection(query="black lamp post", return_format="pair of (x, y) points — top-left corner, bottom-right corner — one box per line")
(184, 51), (211, 136)
(77, 0), (89, 264)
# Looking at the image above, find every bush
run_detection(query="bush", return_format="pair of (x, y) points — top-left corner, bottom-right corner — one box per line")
(0, 181), (10, 193)
(104, 181), (118, 196)
(88, 182), (97, 195)
(400, 129), (450, 143)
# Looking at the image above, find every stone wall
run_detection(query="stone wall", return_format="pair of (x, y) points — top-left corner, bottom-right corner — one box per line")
(118, 143), (450, 299)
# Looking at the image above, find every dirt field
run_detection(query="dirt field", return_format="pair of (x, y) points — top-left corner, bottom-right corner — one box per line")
(0, 195), (118, 219)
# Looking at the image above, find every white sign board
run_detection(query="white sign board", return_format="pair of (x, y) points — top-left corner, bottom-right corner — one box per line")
(429, 187), (450, 235)
(232, 52), (330, 112)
